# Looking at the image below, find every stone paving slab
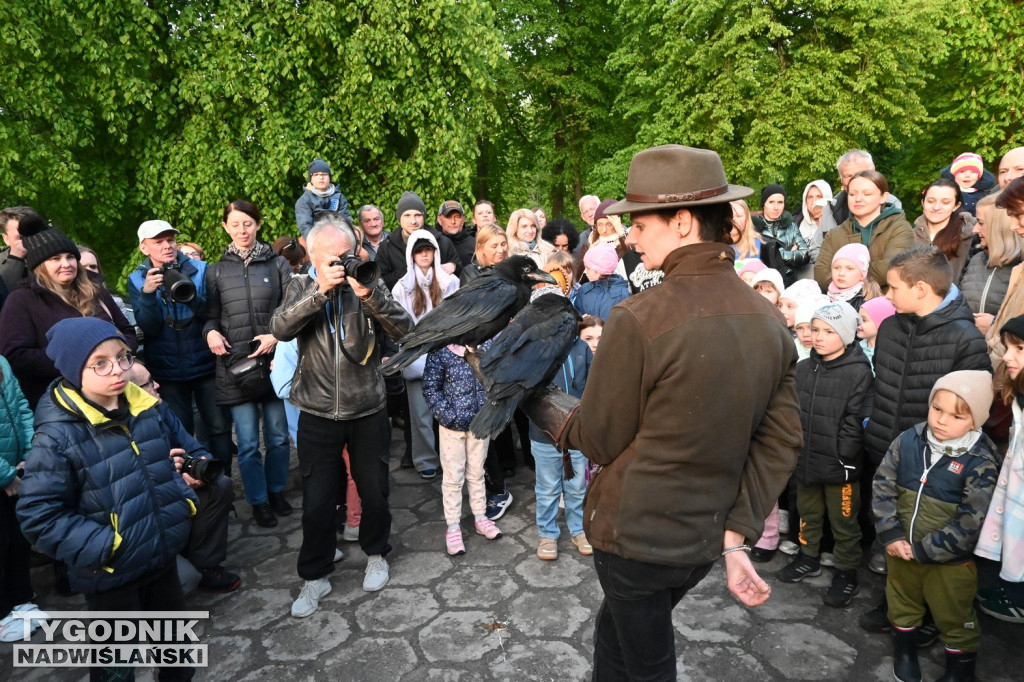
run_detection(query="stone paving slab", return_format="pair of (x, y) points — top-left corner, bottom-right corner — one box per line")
(2, 431), (1022, 680)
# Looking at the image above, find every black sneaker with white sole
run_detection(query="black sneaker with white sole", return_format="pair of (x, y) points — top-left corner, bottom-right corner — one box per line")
(776, 553), (822, 583)
(823, 569), (859, 607)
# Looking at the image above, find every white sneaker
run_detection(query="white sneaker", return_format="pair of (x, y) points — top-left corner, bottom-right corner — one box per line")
(363, 555), (389, 592)
(779, 540), (800, 556)
(1, 603), (49, 642)
(342, 524), (359, 543)
(778, 510), (790, 534)
(333, 548), (344, 563)
(820, 552), (837, 568)
(291, 578), (331, 618)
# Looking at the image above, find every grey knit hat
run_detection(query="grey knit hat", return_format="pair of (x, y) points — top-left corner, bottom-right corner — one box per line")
(812, 301), (859, 346)
(396, 191), (426, 221)
(19, 213), (80, 272)
(307, 159), (331, 180)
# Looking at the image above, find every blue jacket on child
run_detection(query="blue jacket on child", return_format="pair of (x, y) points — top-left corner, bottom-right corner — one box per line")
(17, 380), (200, 593)
(422, 345), (487, 432)
(570, 275), (630, 320)
(0, 355), (33, 487)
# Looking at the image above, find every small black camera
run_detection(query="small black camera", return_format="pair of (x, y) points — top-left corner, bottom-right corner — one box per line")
(330, 254), (380, 287)
(181, 456), (224, 484)
(159, 262), (197, 303)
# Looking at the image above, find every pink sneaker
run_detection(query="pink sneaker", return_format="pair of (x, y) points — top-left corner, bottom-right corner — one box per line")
(474, 518), (502, 540)
(445, 527), (466, 556)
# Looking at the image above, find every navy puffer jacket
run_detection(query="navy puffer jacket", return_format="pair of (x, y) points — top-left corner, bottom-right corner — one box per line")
(864, 288), (991, 465)
(203, 243), (292, 406)
(127, 252), (215, 383)
(795, 344), (874, 485)
(16, 381), (199, 594)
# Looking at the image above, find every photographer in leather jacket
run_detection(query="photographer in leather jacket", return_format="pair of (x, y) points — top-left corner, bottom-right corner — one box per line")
(270, 213), (412, 617)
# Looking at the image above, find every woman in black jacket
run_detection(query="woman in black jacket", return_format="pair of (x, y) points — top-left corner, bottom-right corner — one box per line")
(204, 200), (293, 528)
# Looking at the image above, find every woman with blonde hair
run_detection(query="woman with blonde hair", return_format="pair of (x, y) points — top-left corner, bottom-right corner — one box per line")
(507, 209), (554, 268)
(963, 193), (1022, 336)
(460, 223), (509, 283)
(730, 200), (762, 260)
(0, 215), (137, 407)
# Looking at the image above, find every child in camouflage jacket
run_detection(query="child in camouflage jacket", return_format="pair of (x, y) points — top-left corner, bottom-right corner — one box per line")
(872, 370), (999, 682)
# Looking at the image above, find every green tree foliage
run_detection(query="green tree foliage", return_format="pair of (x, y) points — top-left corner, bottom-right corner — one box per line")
(483, 0), (624, 223)
(892, 0), (1024, 196)
(0, 0), (502, 277)
(592, 0), (948, 200)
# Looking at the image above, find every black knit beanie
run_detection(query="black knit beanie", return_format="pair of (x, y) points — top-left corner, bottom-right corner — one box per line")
(1001, 314), (1024, 343)
(396, 192), (426, 221)
(19, 213), (81, 272)
(760, 184), (787, 207)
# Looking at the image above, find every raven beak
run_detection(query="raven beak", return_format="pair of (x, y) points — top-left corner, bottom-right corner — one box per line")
(526, 270), (558, 285)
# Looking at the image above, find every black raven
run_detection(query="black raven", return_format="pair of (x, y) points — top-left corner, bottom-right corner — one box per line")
(380, 256), (557, 375)
(469, 293), (582, 440)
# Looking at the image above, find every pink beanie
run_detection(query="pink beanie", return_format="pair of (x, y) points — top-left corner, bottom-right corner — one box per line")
(860, 296), (897, 327)
(738, 259), (767, 277)
(584, 242), (619, 276)
(832, 243), (870, 278)
(951, 153), (984, 178)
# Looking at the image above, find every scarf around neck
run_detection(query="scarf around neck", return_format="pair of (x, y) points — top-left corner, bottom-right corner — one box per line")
(228, 241), (267, 267)
(828, 280), (863, 303)
(926, 427), (982, 466)
(305, 183), (337, 199)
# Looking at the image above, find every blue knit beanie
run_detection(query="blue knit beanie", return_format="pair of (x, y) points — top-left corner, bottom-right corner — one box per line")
(46, 318), (126, 388)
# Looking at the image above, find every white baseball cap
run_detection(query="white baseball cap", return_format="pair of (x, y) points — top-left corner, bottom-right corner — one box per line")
(137, 220), (179, 244)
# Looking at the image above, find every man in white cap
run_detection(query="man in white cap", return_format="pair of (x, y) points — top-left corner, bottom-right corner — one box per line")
(127, 220), (233, 478)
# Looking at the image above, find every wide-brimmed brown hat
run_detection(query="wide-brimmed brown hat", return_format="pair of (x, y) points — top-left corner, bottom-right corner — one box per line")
(604, 145), (753, 216)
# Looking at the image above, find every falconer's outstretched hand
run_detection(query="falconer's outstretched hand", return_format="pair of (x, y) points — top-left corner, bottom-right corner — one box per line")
(723, 530), (772, 607)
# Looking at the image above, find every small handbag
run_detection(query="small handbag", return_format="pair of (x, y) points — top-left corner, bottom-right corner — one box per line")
(227, 353), (274, 399)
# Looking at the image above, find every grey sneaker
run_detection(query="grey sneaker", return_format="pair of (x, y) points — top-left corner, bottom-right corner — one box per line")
(291, 578), (331, 618)
(363, 555), (390, 592)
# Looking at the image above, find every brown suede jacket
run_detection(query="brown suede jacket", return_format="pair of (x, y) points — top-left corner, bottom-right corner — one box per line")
(560, 242), (802, 567)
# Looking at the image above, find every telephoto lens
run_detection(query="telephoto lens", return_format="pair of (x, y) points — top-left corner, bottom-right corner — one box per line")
(331, 255), (380, 287)
(181, 456), (225, 484)
(159, 263), (197, 303)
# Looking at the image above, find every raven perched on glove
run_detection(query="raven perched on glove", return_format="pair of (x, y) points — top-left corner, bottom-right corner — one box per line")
(469, 293), (582, 440)
(379, 255), (557, 375)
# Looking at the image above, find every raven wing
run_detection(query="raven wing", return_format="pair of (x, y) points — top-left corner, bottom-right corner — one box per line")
(379, 274), (521, 375)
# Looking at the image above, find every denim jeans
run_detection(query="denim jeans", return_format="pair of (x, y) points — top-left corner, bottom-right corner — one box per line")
(158, 375), (233, 475)
(592, 549), (714, 681)
(230, 399), (291, 506)
(405, 379), (439, 472)
(532, 440), (587, 539)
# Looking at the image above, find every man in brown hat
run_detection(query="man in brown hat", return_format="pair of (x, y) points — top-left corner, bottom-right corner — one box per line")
(540, 145), (801, 679)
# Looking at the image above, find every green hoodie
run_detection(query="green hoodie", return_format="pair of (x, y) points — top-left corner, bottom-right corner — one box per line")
(852, 202), (902, 246)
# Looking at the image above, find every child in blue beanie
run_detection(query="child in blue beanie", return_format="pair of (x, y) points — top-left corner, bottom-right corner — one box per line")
(16, 317), (202, 681)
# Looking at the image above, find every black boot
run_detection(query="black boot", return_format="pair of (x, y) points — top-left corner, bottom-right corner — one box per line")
(860, 593), (890, 633)
(934, 650), (976, 682)
(892, 627), (921, 682)
(267, 491), (293, 516)
(252, 502), (278, 528)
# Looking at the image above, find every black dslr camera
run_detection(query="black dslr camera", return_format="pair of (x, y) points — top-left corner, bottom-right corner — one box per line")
(181, 456), (224, 484)
(330, 255), (380, 287)
(159, 262), (197, 303)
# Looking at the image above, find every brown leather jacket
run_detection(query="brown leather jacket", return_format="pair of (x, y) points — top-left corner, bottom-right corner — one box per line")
(560, 242), (801, 567)
(270, 275), (411, 420)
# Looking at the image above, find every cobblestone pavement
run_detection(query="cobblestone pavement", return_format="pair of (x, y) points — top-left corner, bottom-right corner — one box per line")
(3, 431), (1021, 681)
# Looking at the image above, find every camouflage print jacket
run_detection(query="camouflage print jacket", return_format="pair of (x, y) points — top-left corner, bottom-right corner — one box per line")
(872, 423), (1000, 565)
